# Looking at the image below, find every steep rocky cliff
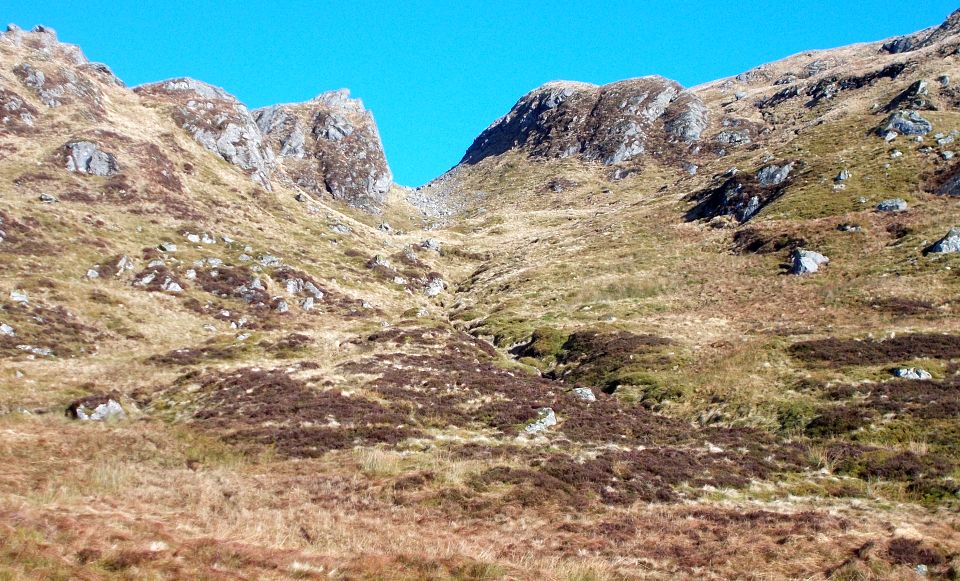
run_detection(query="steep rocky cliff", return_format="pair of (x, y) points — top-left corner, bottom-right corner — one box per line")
(254, 90), (392, 211)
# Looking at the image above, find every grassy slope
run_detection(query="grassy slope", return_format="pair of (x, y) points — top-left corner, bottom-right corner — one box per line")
(1, 28), (959, 581)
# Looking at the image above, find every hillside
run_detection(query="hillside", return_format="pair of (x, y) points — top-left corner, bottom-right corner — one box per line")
(1, 14), (960, 580)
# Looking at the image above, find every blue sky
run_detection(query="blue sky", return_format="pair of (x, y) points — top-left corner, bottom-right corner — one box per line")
(6, 1), (959, 185)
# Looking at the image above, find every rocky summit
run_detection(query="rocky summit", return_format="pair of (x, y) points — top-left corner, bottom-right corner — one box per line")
(460, 77), (708, 168)
(3, 11), (960, 581)
(254, 90), (392, 211)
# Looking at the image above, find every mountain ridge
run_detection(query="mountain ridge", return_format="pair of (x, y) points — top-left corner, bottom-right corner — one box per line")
(2, 11), (960, 579)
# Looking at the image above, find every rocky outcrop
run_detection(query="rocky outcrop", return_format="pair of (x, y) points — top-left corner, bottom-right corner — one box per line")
(880, 9), (960, 54)
(460, 77), (707, 167)
(253, 89), (392, 210)
(686, 162), (798, 223)
(135, 78), (274, 189)
(3, 25), (118, 116)
(64, 140), (118, 176)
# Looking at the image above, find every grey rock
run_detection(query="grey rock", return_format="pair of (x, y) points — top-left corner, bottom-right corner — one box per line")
(147, 259), (165, 268)
(258, 255), (282, 267)
(734, 91), (747, 100)
(716, 130), (751, 145)
(938, 135), (955, 146)
(17, 344), (53, 357)
(377, 222), (392, 233)
(136, 272), (156, 286)
(944, 151), (955, 160)
(300, 296), (315, 311)
(893, 367), (932, 380)
(790, 249), (829, 275)
(890, 149), (903, 159)
(880, 110), (932, 136)
(884, 131), (898, 142)
(524, 407), (558, 434)
(9, 289), (28, 303)
(158, 242), (177, 252)
(331, 223), (351, 234)
(928, 227), (960, 254)
(368, 255), (392, 269)
(160, 278), (182, 293)
(64, 141), (118, 176)
(0, 323), (14, 336)
(835, 169), (851, 182)
(67, 397), (125, 421)
(571, 387), (596, 402)
(938, 74), (950, 88)
(756, 162), (794, 187)
(115, 255), (134, 273)
(274, 298), (289, 313)
(881, 37), (914, 54)
(85, 268), (99, 279)
(419, 238), (441, 252)
(876, 198), (907, 212)
(425, 277), (445, 297)
(38, 193), (57, 203)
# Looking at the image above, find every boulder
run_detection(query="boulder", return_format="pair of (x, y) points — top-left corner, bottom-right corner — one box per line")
(881, 37), (914, 54)
(571, 387), (596, 402)
(425, 277), (445, 297)
(876, 198), (907, 212)
(0, 323), (14, 336)
(64, 141), (118, 176)
(790, 249), (829, 275)
(419, 238), (441, 252)
(879, 111), (932, 136)
(927, 227), (960, 254)
(756, 163), (794, 187)
(523, 407), (557, 434)
(66, 394), (125, 421)
(893, 367), (932, 380)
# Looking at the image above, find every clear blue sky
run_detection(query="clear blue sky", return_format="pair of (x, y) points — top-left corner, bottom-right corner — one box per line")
(7, 1), (959, 185)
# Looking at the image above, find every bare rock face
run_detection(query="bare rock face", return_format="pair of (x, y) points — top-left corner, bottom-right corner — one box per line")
(461, 77), (707, 166)
(65, 140), (119, 176)
(134, 78), (274, 189)
(254, 89), (392, 210)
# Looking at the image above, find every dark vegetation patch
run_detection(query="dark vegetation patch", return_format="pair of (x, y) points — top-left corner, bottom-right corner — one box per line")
(151, 368), (419, 458)
(886, 538), (946, 567)
(341, 326), (809, 505)
(0, 210), (56, 256)
(259, 333), (313, 358)
(731, 227), (806, 255)
(145, 341), (252, 366)
(789, 333), (960, 367)
(824, 442), (954, 481)
(866, 297), (938, 316)
(885, 221), (912, 240)
(0, 302), (100, 358)
(467, 444), (797, 507)
(824, 378), (960, 420)
(549, 330), (676, 396)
